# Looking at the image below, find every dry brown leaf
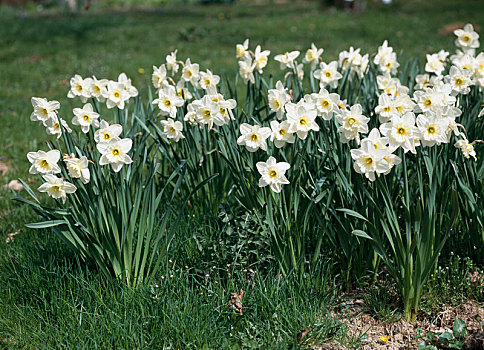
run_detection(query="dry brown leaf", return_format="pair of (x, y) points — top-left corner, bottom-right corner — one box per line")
(297, 324), (311, 342)
(228, 289), (244, 315)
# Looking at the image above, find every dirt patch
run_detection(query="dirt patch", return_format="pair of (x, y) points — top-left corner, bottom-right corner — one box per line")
(320, 298), (483, 349)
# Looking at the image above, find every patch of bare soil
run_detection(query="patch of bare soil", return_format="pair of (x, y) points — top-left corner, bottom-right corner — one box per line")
(317, 298), (483, 349)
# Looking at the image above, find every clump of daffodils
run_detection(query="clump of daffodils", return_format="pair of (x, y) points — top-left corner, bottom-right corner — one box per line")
(28, 72), (138, 203)
(26, 21), (482, 206)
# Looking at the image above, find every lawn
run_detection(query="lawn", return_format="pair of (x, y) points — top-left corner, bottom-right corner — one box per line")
(0, 0), (483, 348)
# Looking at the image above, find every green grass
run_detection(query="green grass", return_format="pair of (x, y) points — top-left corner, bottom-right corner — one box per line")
(1, 0), (484, 347)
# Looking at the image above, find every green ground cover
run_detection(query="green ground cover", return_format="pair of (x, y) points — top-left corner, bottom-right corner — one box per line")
(0, 0), (483, 348)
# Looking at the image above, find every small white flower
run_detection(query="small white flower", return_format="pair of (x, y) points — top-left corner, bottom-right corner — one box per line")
(455, 138), (477, 161)
(38, 174), (77, 204)
(268, 81), (291, 120)
(239, 56), (256, 84)
(166, 50), (179, 74)
(97, 138), (133, 173)
(308, 88), (339, 120)
(152, 84), (185, 118)
(182, 58), (200, 87)
(152, 64), (167, 89)
(425, 53), (445, 76)
(454, 24), (480, 52)
(45, 117), (72, 139)
(72, 103), (100, 133)
(335, 104), (370, 144)
(67, 75), (91, 102)
(286, 102), (319, 140)
(94, 120), (123, 143)
(199, 69), (220, 90)
(274, 51), (300, 70)
(303, 43), (324, 70)
(416, 113), (449, 147)
(236, 39), (249, 59)
(445, 65), (473, 95)
(64, 154), (90, 184)
(27, 149), (61, 175)
(256, 156), (290, 193)
(270, 120), (295, 148)
(237, 123), (271, 152)
(313, 61), (342, 89)
(350, 140), (390, 181)
(30, 97), (60, 124)
(194, 96), (225, 128)
(118, 73), (138, 98)
(160, 118), (185, 142)
(89, 76), (108, 102)
(104, 81), (130, 110)
(379, 112), (419, 154)
(254, 45), (270, 74)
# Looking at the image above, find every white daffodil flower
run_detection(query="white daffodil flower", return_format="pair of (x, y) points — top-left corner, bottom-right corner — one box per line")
(72, 103), (100, 133)
(366, 128), (389, 150)
(379, 112), (419, 154)
(153, 84), (184, 118)
(94, 120), (122, 143)
(254, 45), (270, 74)
(166, 50), (179, 74)
(63, 154), (90, 184)
(104, 81), (130, 110)
(274, 51), (300, 70)
(38, 174), (77, 204)
(313, 61), (342, 89)
(308, 88), (339, 120)
(195, 96), (225, 128)
(425, 53), (445, 76)
(27, 149), (61, 175)
(270, 120), (295, 148)
(152, 64), (167, 89)
(160, 118), (185, 142)
(118, 73), (138, 98)
(176, 80), (193, 101)
(89, 76), (108, 102)
(256, 156), (290, 193)
(239, 56), (256, 84)
(350, 139), (390, 182)
(217, 97), (237, 124)
(374, 40), (400, 75)
(67, 75), (92, 102)
(375, 93), (397, 123)
(335, 104), (370, 144)
(268, 81), (291, 120)
(393, 94), (415, 117)
(455, 138), (477, 161)
(45, 117), (72, 139)
(182, 58), (200, 87)
(454, 23), (480, 52)
(303, 43), (323, 70)
(415, 74), (431, 90)
(445, 65), (474, 95)
(199, 70), (220, 90)
(286, 101), (319, 140)
(416, 113), (449, 147)
(30, 97), (60, 124)
(237, 123), (271, 152)
(97, 138), (133, 173)
(236, 39), (249, 59)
